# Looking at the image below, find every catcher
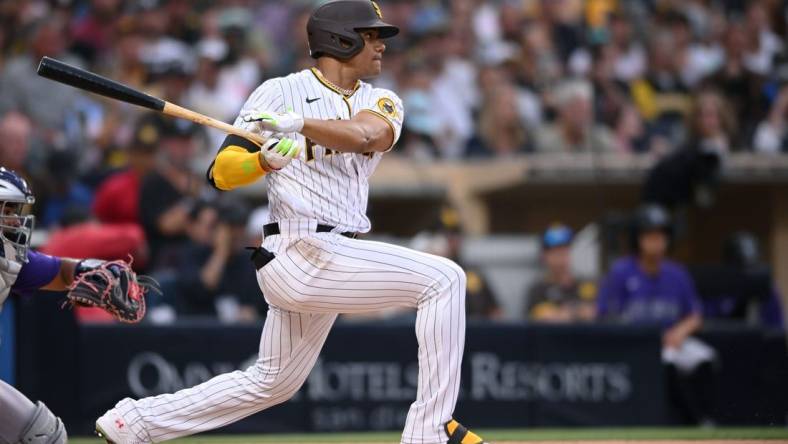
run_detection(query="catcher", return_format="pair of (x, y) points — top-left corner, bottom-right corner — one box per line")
(0, 166), (156, 444)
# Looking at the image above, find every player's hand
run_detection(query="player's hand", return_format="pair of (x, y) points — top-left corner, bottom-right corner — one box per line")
(261, 137), (301, 171)
(243, 109), (304, 133)
(662, 327), (686, 349)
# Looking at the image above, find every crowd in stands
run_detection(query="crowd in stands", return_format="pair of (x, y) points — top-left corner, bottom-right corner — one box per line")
(1, 0), (787, 325)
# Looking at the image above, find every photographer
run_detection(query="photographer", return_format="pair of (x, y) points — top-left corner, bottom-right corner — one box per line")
(175, 197), (264, 321)
(642, 90), (734, 208)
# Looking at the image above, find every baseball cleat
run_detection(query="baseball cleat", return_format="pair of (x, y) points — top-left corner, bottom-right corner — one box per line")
(445, 418), (488, 444)
(95, 409), (139, 444)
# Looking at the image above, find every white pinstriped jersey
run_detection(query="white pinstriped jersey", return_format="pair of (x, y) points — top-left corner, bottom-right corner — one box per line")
(233, 68), (404, 233)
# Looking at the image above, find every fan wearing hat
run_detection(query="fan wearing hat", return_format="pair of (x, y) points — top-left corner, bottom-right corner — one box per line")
(524, 223), (597, 322)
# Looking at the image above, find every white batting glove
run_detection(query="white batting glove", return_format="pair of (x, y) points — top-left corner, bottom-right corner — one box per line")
(243, 109), (304, 134)
(261, 137), (301, 171)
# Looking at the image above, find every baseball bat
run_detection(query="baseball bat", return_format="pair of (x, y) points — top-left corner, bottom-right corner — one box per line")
(36, 56), (267, 145)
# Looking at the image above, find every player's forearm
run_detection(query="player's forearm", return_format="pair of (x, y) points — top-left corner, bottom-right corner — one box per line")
(301, 118), (383, 153)
(200, 251), (228, 290)
(41, 259), (77, 291)
(208, 135), (276, 190)
(673, 313), (702, 339)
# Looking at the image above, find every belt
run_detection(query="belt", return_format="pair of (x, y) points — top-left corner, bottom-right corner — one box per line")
(263, 222), (358, 239)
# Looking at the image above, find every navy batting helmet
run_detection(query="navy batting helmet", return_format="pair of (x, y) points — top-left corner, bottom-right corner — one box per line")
(307, 0), (399, 60)
(629, 204), (673, 254)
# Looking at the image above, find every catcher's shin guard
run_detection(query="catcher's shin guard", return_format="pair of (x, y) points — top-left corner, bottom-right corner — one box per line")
(16, 402), (67, 444)
(445, 419), (487, 444)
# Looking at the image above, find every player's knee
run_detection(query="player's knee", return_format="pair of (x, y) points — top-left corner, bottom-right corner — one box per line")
(16, 401), (67, 444)
(443, 259), (466, 290)
(426, 258), (466, 300)
(244, 363), (304, 403)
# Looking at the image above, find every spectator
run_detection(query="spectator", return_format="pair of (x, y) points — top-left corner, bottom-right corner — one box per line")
(753, 85), (788, 154)
(642, 90), (733, 209)
(630, 30), (692, 143)
(38, 150), (93, 228)
(612, 103), (664, 155)
(92, 114), (159, 225)
(597, 204), (716, 425)
(465, 83), (532, 157)
(701, 22), (766, 145)
(0, 111), (32, 175)
(524, 224), (597, 323)
(609, 12), (647, 83)
(0, 17), (81, 147)
(535, 79), (614, 153)
(138, 115), (203, 270)
(174, 198), (264, 321)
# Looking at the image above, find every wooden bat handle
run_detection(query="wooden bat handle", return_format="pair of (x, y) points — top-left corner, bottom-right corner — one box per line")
(162, 102), (267, 145)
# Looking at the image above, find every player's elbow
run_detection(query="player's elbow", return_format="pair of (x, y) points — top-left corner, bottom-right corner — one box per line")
(345, 126), (375, 152)
(347, 126), (388, 153)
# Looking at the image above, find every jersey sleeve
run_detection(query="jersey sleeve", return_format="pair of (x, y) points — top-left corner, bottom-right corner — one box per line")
(12, 250), (61, 294)
(233, 78), (285, 131)
(208, 79), (284, 190)
(360, 88), (404, 151)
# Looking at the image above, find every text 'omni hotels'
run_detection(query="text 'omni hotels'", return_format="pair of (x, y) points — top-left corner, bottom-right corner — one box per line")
(128, 352), (632, 403)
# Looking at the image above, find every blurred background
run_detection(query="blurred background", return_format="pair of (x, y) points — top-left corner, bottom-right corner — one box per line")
(0, 0), (787, 435)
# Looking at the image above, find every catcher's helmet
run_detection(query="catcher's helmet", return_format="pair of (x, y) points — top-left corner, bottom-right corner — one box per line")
(0, 167), (35, 262)
(307, 0), (399, 60)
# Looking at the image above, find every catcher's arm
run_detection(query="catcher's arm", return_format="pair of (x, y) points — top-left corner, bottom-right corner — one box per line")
(40, 258), (79, 291)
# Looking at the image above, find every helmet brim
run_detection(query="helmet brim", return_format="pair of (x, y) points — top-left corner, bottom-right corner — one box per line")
(354, 20), (399, 38)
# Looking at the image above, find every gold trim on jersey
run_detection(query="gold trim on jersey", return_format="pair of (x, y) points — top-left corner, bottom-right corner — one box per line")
(359, 109), (397, 152)
(310, 67), (360, 98)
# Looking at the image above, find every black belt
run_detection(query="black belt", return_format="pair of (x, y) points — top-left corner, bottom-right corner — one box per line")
(263, 222), (358, 239)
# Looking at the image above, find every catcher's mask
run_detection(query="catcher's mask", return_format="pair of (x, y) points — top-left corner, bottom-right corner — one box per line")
(0, 167), (35, 263)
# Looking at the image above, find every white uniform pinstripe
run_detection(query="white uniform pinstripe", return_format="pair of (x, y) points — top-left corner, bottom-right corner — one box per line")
(110, 69), (466, 444)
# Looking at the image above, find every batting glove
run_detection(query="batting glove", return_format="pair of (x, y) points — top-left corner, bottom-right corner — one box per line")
(261, 137), (301, 171)
(243, 109), (305, 134)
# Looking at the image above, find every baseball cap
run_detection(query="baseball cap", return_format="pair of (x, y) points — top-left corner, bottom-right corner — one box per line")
(542, 224), (573, 249)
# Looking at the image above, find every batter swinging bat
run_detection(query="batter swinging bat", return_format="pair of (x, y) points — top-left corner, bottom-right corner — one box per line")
(36, 56), (267, 145)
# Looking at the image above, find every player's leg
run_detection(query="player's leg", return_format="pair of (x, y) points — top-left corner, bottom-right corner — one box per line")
(97, 308), (336, 443)
(260, 234), (467, 444)
(0, 380), (66, 444)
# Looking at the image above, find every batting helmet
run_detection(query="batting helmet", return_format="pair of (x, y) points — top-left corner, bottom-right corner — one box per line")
(630, 204), (673, 253)
(307, 0), (399, 60)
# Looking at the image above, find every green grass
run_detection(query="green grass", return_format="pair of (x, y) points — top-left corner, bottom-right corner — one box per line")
(70, 427), (788, 443)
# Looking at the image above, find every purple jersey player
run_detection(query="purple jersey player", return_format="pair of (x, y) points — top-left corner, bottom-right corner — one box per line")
(597, 204), (703, 344)
(0, 167), (136, 444)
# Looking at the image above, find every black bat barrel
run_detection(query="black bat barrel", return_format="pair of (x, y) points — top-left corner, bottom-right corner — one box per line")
(36, 56), (165, 111)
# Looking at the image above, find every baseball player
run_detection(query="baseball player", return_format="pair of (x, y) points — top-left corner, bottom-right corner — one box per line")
(0, 167), (152, 444)
(95, 1), (485, 444)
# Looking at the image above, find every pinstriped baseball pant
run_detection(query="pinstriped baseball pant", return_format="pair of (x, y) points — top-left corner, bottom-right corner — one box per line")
(114, 220), (466, 444)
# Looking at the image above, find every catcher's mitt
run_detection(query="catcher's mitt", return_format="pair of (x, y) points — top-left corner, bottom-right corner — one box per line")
(66, 259), (160, 323)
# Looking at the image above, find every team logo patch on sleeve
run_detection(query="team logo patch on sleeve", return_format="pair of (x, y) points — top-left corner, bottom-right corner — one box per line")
(377, 97), (398, 119)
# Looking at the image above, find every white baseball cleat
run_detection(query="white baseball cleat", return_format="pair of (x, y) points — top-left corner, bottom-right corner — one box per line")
(95, 409), (140, 444)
